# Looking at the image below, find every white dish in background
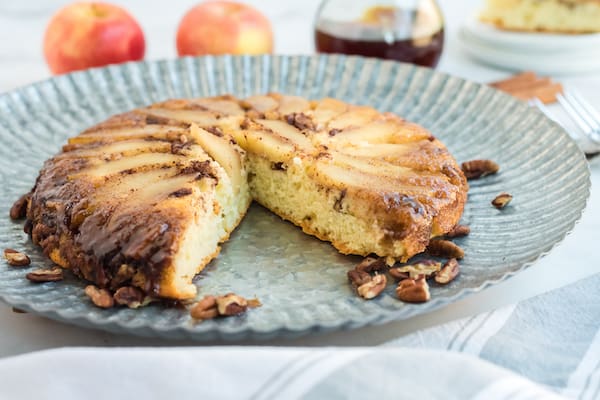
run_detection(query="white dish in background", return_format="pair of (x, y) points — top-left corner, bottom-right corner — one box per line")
(460, 15), (600, 75)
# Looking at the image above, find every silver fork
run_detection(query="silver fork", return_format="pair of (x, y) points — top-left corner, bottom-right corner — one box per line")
(531, 90), (600, 157)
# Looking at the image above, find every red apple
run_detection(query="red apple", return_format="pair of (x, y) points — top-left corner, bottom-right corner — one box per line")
(176, 1), (273, 56)
(43, 2), (145, 74)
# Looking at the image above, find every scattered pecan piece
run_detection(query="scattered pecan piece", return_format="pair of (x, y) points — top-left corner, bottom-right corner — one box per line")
(461, 159), (499, 179)
(355, 257), (386, 273)
(391, 259), (441, 279)
(492, 192), (513, 209)
(10, 193), (29, 220)
(357, 274), (387, 300)
(113, 286), (144, 308)
(435, 258), (460, 285)
(247, 298), (262, 308)
(216, 293), (248, 316)
(426, 239), (465, 259)
(4, 249), (31, 267)
(445, 224), (470, 238)
(348, 269), (372, 288)
(26, 267), (63, 283)
(84, 285), (114, 308)
(396, 277), (430, 303)
(388, 269), (411, 281)
(190, 295), (219, 320)
(12, 307), (27, 314)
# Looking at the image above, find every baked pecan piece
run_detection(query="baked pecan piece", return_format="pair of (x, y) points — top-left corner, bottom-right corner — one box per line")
(355, 257), (386, 273)
(9, 193), (29, 220)
(357, 274), (387, 300)
(348, 269), (372, 288)
(391, 259), (441, 279)
(113, 286), (144, 308)
(426, 239), (465, 259)
(4, 249), (31, 267)
(461, 159), (499, 179)
(26, 267), (63, 283)
(445, 224), (470, 238)
(435, 258), (460, 285)
(84, 285), (114, 308)
(190, 295), (219, 320)
(285, 113), (315, 131)
(216, 293), (248, 316)
(388, 269), (410, 281)
(492, 192), (513, 209)
(396, 277), (430, 303)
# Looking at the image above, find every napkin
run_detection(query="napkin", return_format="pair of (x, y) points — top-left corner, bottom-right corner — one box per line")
(0, 346), (561, 400)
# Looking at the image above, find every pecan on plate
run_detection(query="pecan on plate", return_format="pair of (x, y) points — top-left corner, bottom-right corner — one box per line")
(355, 257), (386, 273)
(435, 258), (460, 285)
(348, 269), (372, 288)
(84, 285), (114, 308)
(396, 277), (430, 303)
(492, 192), (513, 209)
(357, 274), (387, 300)
(426, 239), (465, 260)
(9, 193), (29, 220)
(113, 286), (144, 309)
(4, 249), (31, 267)
(390, 259), (441, 280)
(190, 295), (219, 320)
(461, 159), (499, 179)
(216, 293), (248, 316)
(445, 224), (470, 238)
(26, 267), (63, 283)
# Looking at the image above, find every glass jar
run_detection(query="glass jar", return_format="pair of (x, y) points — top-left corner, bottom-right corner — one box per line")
(314, 0), (445, 67)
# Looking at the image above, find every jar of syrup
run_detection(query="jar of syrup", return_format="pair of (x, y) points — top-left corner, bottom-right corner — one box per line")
(314, 0), (445, 68)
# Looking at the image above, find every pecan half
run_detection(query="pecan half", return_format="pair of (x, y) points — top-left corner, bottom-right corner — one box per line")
(461, 159), (499, 179)
(84, 285), (114, 308)
(492, 192), (513, 209)
(445, 224), (470, 238)
(4, 249), (31, 267)
(247, 298), (262, 308)
(426, 239), (465, 259)
(113, 286), (144, 308)
(348, 269), (372, 288)
(357, 274), (387, 300)
(10, 193), (29, 220)
(26, 267), (63, 283)
(216, 293), (248, 316)
(355, 257), (386, 273)
(190, 295), (219, 320)
(12, 307), (27, 314)
(388, 269), (411, 281)
(435, 258), (460, 285)
(396, 277), (430, 303)
(391, 259), (441, 279)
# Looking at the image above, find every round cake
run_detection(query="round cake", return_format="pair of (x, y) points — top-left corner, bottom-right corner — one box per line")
(16, 94), (468, 300)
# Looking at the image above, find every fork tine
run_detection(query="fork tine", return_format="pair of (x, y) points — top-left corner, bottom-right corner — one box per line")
(530, 97), (561, 124)
(566, 89), (600, 133)
(557, 93), (594, 136)
(564, 91), (600, 132)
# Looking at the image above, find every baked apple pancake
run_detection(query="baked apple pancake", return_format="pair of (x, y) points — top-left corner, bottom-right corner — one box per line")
(16, 94), (467, 300)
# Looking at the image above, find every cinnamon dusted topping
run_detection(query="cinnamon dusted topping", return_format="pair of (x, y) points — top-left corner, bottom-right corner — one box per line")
(461, 159), (500, 179)
(4, 249), (31, 267)
(26, 267), (64, 283)
(84, 285), (114, 308)
(426, 239), (465, 259)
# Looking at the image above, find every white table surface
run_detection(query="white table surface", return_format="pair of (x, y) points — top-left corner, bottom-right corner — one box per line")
(0, 0), (598, 357)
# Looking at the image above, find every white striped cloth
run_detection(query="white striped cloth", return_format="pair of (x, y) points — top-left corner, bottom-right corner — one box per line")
(0, 274), (596, 400)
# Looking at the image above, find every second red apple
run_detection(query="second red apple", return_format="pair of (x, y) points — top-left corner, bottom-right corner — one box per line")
(176, 1), (274, 56)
